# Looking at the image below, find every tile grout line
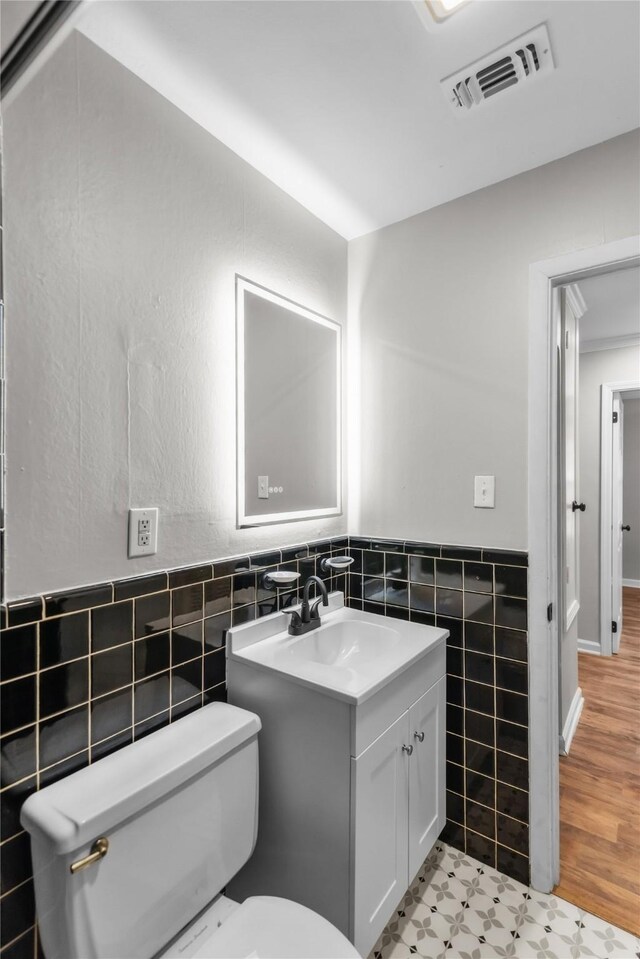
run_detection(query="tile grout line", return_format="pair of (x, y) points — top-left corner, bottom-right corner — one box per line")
(130, 599), (136, 736)
(0, 924), (37, 956)
(35, 620), (40, 791)
(494, 647), (498, 867)
(168, 586), (173, 717)
(462, 616), (468, 852)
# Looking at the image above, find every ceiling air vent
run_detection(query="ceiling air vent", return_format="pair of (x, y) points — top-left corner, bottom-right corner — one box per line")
(442, 23), (554, 114)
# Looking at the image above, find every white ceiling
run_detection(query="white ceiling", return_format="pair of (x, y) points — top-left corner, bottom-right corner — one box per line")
(578, 266), (640, 347)
(0, 0), (42, 57)
(77, 0), (640, 239)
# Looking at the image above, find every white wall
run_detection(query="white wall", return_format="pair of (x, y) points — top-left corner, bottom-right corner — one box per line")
(577, 346), (640, 646)
(349, 131), (640, 548)
(3, 32), (348, 600)
(4, 31), (639, 603)
(622, 397), (640, 584)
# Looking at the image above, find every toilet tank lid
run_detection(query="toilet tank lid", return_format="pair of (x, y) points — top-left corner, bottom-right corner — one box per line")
(20, 703), (260, 854)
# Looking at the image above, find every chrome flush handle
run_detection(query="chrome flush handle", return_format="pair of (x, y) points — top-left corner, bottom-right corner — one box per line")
(414, 731), (425, 742)
(402, 744), (414, 755)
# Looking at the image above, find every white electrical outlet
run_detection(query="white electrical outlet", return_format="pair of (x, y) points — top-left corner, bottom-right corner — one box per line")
(128, 507), (159, 557)
(474, 475), (495, 509)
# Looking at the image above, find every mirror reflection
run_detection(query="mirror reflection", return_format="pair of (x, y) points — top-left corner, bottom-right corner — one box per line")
(237, 278), (341, 526)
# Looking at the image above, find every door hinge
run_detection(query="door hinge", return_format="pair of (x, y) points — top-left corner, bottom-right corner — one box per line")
(565, 330), (569, 349)
(613, 411), (618, 423)
(612, 621), (618, 633)
(547, 603), (553, 623)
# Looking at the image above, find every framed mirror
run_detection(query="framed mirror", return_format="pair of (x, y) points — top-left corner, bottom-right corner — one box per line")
(236, 277), (342, 527)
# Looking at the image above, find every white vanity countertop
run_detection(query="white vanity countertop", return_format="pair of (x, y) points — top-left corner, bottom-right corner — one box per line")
(227, 595), (448, 705)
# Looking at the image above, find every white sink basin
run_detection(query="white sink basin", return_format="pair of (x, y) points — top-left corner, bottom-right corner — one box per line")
(285, 619), (401, 668)
(227, 594), (447, 704)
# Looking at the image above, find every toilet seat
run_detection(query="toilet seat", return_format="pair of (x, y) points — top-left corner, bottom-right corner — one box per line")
(161, 895), (361, 959)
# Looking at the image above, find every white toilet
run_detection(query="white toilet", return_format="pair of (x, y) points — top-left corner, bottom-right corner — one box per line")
(20, 702), (361, 959)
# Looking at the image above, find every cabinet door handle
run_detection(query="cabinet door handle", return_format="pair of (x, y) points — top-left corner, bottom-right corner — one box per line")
(402, 744), (413, 756)
(414, 731), (425, 742)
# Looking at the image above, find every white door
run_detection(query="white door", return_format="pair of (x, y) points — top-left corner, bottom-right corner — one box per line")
(351, 711), (410, 957)
(611, 396), (624, 652)
(408, 678), (446, 880)
(561, 286), (582, 632)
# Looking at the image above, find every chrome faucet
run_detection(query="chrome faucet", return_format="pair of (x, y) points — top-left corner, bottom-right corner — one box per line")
(285, 575), (329, 636)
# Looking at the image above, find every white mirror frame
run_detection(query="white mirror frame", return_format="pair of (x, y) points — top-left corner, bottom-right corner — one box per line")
(236, 275), (343, 527)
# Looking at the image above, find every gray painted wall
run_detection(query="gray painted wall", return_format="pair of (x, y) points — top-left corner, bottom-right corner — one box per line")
(623, 397), (640, 583)
(577, 346), (640, 648)
(2, 32), (348, 599)
(348, 131), (640, 550)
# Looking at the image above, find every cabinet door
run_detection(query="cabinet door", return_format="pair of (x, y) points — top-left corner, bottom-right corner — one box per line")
(408, 677), (446, 879)
(351, 711), (410, 957)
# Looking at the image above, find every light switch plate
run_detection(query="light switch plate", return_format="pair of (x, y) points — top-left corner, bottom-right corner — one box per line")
(128, 507), (159, 557)
(474, 475), (495, 508)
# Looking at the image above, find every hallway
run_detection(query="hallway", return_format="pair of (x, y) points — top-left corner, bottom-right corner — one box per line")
(555, 587), (640, 935)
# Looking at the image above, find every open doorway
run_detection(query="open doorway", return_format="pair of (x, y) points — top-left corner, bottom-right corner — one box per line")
(554, 265), (640, 932)
(528, 236), (640, 903)
(598, 381), (640, 654)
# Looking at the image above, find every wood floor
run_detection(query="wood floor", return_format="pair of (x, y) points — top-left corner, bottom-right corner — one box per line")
(555, 586), (640, 936)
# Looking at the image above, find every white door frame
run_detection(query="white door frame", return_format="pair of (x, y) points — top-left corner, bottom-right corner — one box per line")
(528, 235), (640, 893)
(600, 381), (640, 655)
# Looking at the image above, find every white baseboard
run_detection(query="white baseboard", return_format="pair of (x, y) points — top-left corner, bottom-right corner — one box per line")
(622, 579), (640, 589)
(559, 687), (584, 756)
(577, 638), (601, 655)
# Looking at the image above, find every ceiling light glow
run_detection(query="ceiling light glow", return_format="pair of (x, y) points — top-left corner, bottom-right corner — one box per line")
(425, 0), (470, 22)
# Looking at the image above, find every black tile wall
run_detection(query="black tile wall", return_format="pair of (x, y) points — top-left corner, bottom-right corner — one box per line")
(4, 600), (42, 630)
(345, 537), (530, 885)
(0, 535), (350, 953)
(135, 592), (171, 638)
(168, 565), (213, 590)
(43, 583), (112, 618)
(0, 533), (529, 954)
(39, 613), (89, 669)
(91, 602), (132, 653)
(172, 584), (204, 627)
(0, 627), (36, 682)
(113, 572), (168, 602)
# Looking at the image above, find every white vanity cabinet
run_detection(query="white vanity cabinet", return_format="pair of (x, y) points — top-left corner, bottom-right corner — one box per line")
(351, 679), (446, 953)
(227, 613), (446, 958)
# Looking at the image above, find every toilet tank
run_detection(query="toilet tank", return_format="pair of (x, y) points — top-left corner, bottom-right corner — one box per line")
(20, 703), (261, 959)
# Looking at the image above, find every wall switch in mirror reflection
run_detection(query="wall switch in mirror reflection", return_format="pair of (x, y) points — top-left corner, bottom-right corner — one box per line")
(258, 476), (269, 499)
(474, 475), (495, 508)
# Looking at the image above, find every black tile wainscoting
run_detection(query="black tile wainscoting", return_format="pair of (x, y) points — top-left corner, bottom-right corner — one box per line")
(0, 535), (529, 957)
(0, 537), (348, 957)
(346, 537), (530, 885)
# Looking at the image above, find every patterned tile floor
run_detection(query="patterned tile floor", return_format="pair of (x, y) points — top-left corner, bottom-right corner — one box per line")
(369, 843), (640, 959)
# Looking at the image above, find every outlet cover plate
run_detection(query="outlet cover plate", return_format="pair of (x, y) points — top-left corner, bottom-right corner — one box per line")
(128, 507), (159, 557)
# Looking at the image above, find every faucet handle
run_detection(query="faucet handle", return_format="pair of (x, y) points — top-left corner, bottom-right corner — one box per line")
(282, 602), (302, 614)
(309, 596), (328, 620)
(281, 604), (303, 625)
